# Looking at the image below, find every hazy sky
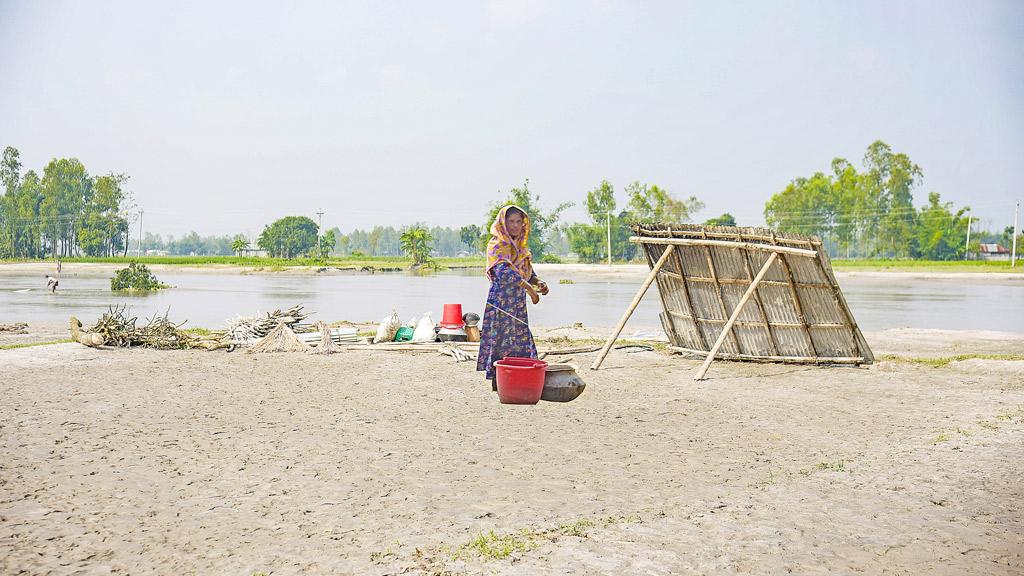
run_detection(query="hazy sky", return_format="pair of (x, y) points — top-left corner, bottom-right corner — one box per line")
(2, 0), (1021, 238)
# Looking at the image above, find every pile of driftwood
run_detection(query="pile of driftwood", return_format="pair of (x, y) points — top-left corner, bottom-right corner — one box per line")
(71, 306), (225, 350)
(0, 322), (29, 335)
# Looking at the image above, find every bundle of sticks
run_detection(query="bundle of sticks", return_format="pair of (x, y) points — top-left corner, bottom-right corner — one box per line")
(224, 305), (310, 347)
(80, 306), (224, 350)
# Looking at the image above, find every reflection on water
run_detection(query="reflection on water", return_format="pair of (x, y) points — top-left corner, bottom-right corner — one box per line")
(0, 271), (1021, 333)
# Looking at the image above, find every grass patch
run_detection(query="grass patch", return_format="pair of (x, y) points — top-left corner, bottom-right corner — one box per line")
(882, 353), (1024, 367)
(181, 327), (216, 336)
(0, 339), (73, 350)
(814, 460), (847, 472)
(455, 529), (537, 561)
(451, 515), (639, 562)
(932, 433), (950, 444)
(831, 259), (1021, 273)
(558, 278), (575, 284)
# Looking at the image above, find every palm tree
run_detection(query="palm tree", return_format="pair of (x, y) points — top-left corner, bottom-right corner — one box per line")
(399, 226), (434, 266)
(231, 236), (249, 257)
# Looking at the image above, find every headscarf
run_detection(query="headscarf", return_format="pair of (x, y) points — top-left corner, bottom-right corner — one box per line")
(486, 205), (533, 281)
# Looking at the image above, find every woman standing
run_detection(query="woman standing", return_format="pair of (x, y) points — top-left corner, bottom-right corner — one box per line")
(477, 205), (550, 390)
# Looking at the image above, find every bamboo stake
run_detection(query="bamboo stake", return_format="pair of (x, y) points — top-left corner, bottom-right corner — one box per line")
(693, 252), (778, 381)
(590, 245), (675, 370)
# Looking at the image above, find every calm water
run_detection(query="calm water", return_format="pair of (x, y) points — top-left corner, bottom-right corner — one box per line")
(1, 271), (1022, 333)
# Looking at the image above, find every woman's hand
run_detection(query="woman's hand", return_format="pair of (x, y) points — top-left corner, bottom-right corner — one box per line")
(521, 280), (541, 304)
(536, 280), (549, 296)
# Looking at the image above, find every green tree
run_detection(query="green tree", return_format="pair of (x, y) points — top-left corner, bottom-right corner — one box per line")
(1000, 226), (1023, 251)
(862, 141), (922, 257)
(703, 213), (737, 227)
(399, 225), (434, 266)
(458, 224), (482, 253)
(915, 193), (969, 260)
(79, 173), (129, 256)
(764, 172), (835, 238)
(318, 229), (336, 259)
(482, 179), (572, 261)
(0, 146), (23, 257)
(231, 236), (249, 256)
(565, 222), (607, 263)
(625, 181), (704, 223)
(40, 158), (92, 257)
(10, 170), (43, 258)
(257, 216), (319, 258)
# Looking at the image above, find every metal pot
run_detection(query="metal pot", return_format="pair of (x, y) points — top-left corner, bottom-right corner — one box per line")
(541, 363), (586, 402)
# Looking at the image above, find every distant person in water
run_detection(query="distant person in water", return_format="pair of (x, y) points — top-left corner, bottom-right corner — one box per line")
(45, 275), (59, 293)
(476, 205), (550, 390)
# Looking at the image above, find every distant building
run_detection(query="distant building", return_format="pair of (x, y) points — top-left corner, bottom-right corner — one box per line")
(145, 249), (169, 256)
(978, 243), (1010, 261)
(239, 248), (269, 257)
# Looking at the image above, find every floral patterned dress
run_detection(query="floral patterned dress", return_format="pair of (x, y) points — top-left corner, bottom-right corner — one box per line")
(476, 262), (538, 382)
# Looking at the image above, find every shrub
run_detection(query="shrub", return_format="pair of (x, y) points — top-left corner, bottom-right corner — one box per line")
(110, 262), (168, 291)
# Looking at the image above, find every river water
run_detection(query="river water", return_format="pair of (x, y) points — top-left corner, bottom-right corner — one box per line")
(1, 270), (1021, 333)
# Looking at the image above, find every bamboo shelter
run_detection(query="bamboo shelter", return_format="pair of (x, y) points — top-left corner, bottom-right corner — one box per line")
(592, 224), (873, 380)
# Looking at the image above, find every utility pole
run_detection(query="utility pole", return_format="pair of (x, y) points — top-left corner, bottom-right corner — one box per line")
(137, 209), (144, 258)
(1013, 201), (1019, 268)
(964, 212), (971, 260)
(316, 208), (325, 257)
(606, 210), (612, 266)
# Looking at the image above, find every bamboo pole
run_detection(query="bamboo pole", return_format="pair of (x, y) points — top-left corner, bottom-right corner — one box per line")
(631, 227), (824, 248)
(630, 236), (817, 258)
(669, 346), (864, 365)
(590, 245), (675, 370)
(693, 252), (778, 381)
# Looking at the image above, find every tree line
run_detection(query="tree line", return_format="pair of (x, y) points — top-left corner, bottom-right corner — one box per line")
(0, 146), (133, 258)
(3, 141), (1015, 262)
(764, 140), (1016, 260)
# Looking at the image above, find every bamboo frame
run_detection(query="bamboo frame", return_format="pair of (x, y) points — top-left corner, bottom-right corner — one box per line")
(594, 224), (874, 373)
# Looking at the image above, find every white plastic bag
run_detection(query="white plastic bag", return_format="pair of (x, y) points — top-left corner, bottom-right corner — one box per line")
(373, 309), (402, 344)
(411, 312), (435, 342)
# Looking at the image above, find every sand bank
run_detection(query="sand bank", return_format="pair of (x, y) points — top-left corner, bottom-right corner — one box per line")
(1, 327), (1022, 575)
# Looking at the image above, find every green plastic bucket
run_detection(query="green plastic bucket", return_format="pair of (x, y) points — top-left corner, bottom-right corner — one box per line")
(394, 326), (414, 342)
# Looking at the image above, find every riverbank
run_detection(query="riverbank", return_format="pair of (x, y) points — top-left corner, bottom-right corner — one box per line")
(2, 328), (1022, 575)
(2, 260), (1022, 281)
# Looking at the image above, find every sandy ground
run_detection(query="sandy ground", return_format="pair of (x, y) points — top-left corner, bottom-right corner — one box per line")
(1, 326), (1022, 575)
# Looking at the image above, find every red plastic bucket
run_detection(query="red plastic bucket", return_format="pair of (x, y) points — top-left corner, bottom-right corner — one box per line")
(441, 303), (464, 329)
(494, 357), (548, 404)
